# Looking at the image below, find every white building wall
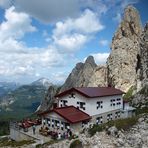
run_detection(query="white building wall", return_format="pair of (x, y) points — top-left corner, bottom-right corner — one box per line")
(57, 91), (123, 116)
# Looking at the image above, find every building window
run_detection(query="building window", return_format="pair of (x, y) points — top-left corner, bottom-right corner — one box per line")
(116, 102), (121, 105)
(107, 114), (112, 121)
(110, 99), (115, 104)
(82, 121), (88, 127)
(96, 116), (103, 124)
(96, 101), (103, 109)
(55, 120), (60, 128)
(115, 111), (121, 118)
(47, 119), (50, 127)
(117, 98), (121, 101)
(77, 102), (86, 110)
(111, 98), (121, 107)
(52, 119), (54, 128)
(61, 122), (64, 130)
(65, 123), (70, 131)
(69, 93), (75, 98)
(61, 100), (68, 106)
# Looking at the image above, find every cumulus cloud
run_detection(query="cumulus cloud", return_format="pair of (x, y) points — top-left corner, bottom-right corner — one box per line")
(99, 39), (109, 46)
(0, 6), (36, 42)
(53, 9), (104, 52)
(91, 53), (109, 65)
(51, 72), (68, 84)
(0, 7), (65, 78)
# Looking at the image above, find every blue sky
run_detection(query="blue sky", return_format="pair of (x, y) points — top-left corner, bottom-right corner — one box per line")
(0, 0), (147, 84)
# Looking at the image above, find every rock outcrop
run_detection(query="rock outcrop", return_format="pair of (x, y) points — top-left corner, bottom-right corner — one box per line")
(107, 5), (142, 92)
(60, 56), (107, 92)
(45, 114), (148, 148)
(139, 23), (148, 87)
(36, 85), (59, 112)
(132, 23), (148, 106)
(88, 66), (107, 87)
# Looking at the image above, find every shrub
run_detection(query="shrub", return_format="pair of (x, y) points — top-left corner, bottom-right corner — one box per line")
(0, 138), (35, 147)
(70, 139), (83, 148)
(123, 86), (136, 101)
(88, 124), (104, 136)
(88, 117), (138, 136)
(135, 107), (148, 115)
(113, 117), (138, 130)
(139, 85), (148, 96)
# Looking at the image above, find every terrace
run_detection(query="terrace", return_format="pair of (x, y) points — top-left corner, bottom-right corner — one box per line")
(10, 118), (74, 143)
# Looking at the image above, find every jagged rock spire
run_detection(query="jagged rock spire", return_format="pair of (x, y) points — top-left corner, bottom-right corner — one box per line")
(107, 5), (142, 92)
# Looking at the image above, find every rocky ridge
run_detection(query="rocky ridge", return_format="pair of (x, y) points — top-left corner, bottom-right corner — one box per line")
(107, 5), (142, 92)
(36, 85), (59, 112)
(60, 56), (107, 92)
(132, 23), (148, 106)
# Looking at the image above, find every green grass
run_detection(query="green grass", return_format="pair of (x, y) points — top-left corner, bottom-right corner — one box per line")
(70, 139), (82, 148)
(88, 117), (138, 136)
(0, 137), (35, 147)
(36, 140), (58, 148)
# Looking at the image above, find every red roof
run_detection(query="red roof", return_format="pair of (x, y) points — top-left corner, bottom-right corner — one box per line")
(38, 106), (91, 124)
(55, 87), (124, 98)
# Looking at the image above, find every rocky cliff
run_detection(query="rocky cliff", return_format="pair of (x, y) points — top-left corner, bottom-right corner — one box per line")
(60, 56), (107, 92)
(107, 5), (142, 92)
(36, 85), (59, 112)
(139, 23), (148, 87)
(132, 23), (148, 106)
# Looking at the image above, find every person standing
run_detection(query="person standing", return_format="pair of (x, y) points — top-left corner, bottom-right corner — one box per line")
(32, 125), (36, 135)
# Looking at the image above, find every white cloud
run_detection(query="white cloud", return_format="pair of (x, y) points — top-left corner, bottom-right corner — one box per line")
(53, 9), (104, 37)
(113, 13), (122, 23)
(51, 72), (68, 84)
(91, 53), (109, 64)
(53, 9), (104, 52)
(54, 34), (87, 52)
(99, 39), (109, 46)
(0, 6), (36, 41)
(0, 7), (66, 77)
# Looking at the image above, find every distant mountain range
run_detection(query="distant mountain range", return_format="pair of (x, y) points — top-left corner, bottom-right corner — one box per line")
(0, 78), (52, 120)
(31, 77), (52, 89)
(0, 82), (20, 98)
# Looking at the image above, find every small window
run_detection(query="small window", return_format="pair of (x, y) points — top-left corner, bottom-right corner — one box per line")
(77, 102), (86, 110)
(96, 116), (103, 124)
(61, 100), (68, 106)
(69, 93), (75, 98)
(96, 101), (103, 109)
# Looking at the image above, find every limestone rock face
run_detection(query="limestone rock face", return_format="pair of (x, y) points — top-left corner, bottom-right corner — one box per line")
(107, 5), (142, 92)
(139, 23), (148, 87)
(36, 85), (59, 112)
(60, 56), (107, 92)
(132, 23), (148, 106)
(60, 56), (97, 92)
(88, 66), (107, 87)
